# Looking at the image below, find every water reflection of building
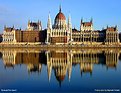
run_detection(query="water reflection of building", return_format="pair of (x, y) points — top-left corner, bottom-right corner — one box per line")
(72, 51), (100, 75)
(16, 52), (44, 73)
(2, 51), (16, 68)
(2, 51), (46, 73)
(104, 50), (119, 68)
(46, 50), (120, 83)
(1, 49), (120, 84)
(46, 51), (72, 85)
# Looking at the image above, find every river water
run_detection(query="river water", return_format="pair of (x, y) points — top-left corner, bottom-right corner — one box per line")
(0, 49), (121, 92)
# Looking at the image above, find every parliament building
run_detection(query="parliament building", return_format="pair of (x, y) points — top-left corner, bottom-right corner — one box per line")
(2, 6), (120, 45)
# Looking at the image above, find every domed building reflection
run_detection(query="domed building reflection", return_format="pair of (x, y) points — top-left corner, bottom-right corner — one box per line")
(2, 50), (46, 74)
(0, 49), (120, 86)
(105, 50), (119, 69)
(2, 51), (16, 68)
(47, 51), (72, 86)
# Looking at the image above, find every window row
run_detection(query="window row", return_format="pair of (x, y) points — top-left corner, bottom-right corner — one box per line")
(51, 32), (67, 36)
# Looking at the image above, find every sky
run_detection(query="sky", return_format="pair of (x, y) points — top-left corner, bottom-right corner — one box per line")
(0, 0), (121, 33)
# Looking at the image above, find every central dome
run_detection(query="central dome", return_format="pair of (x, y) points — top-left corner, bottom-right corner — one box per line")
(55, 12), (66, 20)
(55, 7), (66, 21)
(53, 6), (67, 29)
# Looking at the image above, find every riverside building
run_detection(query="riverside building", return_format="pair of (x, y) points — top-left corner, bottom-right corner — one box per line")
(2, 6), (120, 45)
(46, 7), (72, 45)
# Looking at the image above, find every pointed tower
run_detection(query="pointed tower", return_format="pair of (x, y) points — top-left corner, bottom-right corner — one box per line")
(47, 13), (52, 44)
(59, 5), (62, 13)
(80, 18), (83, 31)
(28, 20), (30, 25)
(90, 18), (93, 23)
(12, 25), (14, 29)
(115, 25), (118, 31)
(47, 13), (52, 30)
(81, 18), (83, 24)
(107, 25), (108, 29)
(38, 20), (42, 31)
(27, 20), (30, 30)
(68, 14), (72, 43)
(90, 18), (93, 31)
(40, 21), (42, 30)
(4, 25), (6, 30)
(68, 14), (72, 30)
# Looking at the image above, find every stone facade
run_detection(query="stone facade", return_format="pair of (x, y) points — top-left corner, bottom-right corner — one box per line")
(105, 26), (119, 44)
(27, 20), (42, 31)
(2, 22), (46, 43)
(46, 7), (72, 45)
(72, 28), (105, 44)
(15, 30), (46, 43)
(80, 18), (93, 31)
(2, 26), (16, 43)
(71, 25), (119, 45)
(1, 6), (120, 45)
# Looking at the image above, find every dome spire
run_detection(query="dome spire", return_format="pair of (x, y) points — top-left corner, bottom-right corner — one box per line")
(59, 5), (61, 12)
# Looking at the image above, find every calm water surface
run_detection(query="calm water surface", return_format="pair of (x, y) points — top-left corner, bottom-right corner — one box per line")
(0, 49), (121, 92)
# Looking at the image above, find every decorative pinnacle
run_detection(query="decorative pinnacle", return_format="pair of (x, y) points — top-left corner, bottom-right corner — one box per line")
(59, 5), (61, 12)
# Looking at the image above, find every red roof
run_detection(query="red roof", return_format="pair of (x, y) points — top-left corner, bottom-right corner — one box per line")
(55, 12), (66, 20)
(5, 27), (13, 32)
(82, 22), (92, 26)
(107, 27), (116, 32)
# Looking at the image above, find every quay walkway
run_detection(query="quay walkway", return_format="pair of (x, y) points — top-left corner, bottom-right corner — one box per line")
(0, 43), (121, 49)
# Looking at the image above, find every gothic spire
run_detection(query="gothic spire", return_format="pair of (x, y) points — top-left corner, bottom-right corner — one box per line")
(4, 25), (6, 30)
(59, 5), (61, 12)
(47, 12), (52, 29)
(40, 21), (42, 30)
(28, 20), (30, 26)
(90, 17), (93, 23)
(68, 14), (72, 29)
(81, 17), (83, 24)
(13, 25), (14, 29)
(38, 20), (42, 30)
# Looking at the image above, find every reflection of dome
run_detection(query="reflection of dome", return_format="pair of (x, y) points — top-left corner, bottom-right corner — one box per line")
(54, 64), (67, 87)
(55, 12), (66, 20)
(56, 75), (65, 82)
(54, 67), (66, 82)
(55, 74), (66, 87)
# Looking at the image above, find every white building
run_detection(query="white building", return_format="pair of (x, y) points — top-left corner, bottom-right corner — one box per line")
(80, 18), (93, 31)
(47, 6), (72, 45)
(27, 20), (42, 31)
(2, 26), (16, 43)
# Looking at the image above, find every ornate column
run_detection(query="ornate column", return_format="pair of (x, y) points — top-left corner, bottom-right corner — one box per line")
(13, 30), (16, 43)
